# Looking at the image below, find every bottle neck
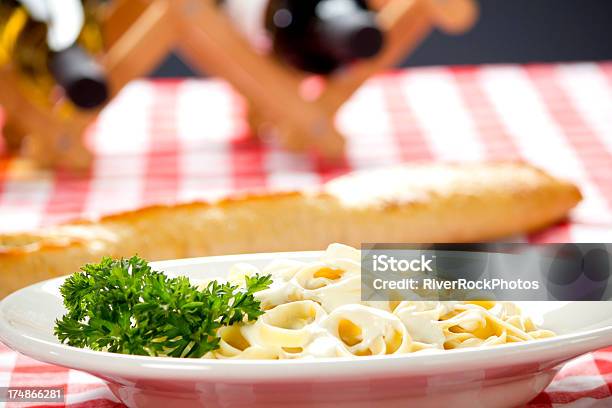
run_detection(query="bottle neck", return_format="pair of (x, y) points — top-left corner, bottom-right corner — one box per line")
(264, 0), (383, 74)
(48, 44), (108, 109)
(312, 0), (382, 61)
(0, 1), (108, 109)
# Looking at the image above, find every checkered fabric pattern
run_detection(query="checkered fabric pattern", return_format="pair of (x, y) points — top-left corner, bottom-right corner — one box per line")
(1, 63), (612, 407)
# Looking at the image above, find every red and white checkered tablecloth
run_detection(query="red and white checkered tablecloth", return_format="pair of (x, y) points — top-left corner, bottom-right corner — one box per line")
(1, 62), (612, 407)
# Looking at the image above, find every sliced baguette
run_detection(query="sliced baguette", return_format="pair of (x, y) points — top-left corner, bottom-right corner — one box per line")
(0, 162), (582, 297)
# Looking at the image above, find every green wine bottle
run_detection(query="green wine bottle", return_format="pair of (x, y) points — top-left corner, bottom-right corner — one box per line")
(0, 0), (108, 109)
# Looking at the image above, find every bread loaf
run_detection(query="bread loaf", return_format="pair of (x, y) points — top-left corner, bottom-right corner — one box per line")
(0, 162), (582, 297)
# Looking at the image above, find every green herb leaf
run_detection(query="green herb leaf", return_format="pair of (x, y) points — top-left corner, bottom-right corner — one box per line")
(54, 256), (272, 358)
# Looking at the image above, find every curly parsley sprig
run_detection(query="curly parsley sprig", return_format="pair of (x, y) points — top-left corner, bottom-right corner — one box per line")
(54, 256), (272, 358)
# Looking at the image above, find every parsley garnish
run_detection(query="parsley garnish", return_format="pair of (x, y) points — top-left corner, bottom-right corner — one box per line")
(54, 256), (272, 358)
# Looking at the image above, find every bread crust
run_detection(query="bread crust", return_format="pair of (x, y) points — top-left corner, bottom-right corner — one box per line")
(0, 162), (582, 297)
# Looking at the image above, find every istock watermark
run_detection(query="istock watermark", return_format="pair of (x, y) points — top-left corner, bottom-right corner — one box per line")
(372, 254), (434, 273)
(361, 243), (612, 301)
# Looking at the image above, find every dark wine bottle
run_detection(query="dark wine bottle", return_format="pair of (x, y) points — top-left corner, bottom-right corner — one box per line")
(0, 0), (109, 110)
(221, 0), (384, 74)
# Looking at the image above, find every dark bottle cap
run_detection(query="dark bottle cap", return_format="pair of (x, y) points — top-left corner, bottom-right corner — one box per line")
(48, 45), (109, 110)
(313, 1), (383, 62)
(266, 0), (384, 74)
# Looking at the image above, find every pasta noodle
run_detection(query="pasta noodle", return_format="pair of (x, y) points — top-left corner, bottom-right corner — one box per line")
(322, 304), (412, 356)
(194, 243), (554, 359)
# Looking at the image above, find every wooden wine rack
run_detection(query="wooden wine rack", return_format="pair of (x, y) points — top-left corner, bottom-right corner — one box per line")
(0, 0), (477, 169)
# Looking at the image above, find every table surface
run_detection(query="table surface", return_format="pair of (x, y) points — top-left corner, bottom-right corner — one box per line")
(1, 63), (612, 407)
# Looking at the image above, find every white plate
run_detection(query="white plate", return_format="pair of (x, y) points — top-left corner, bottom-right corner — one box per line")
(2, 251), (612, 408)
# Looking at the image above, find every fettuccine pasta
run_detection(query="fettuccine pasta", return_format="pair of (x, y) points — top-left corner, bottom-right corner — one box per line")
(194, 244), (554, 359)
